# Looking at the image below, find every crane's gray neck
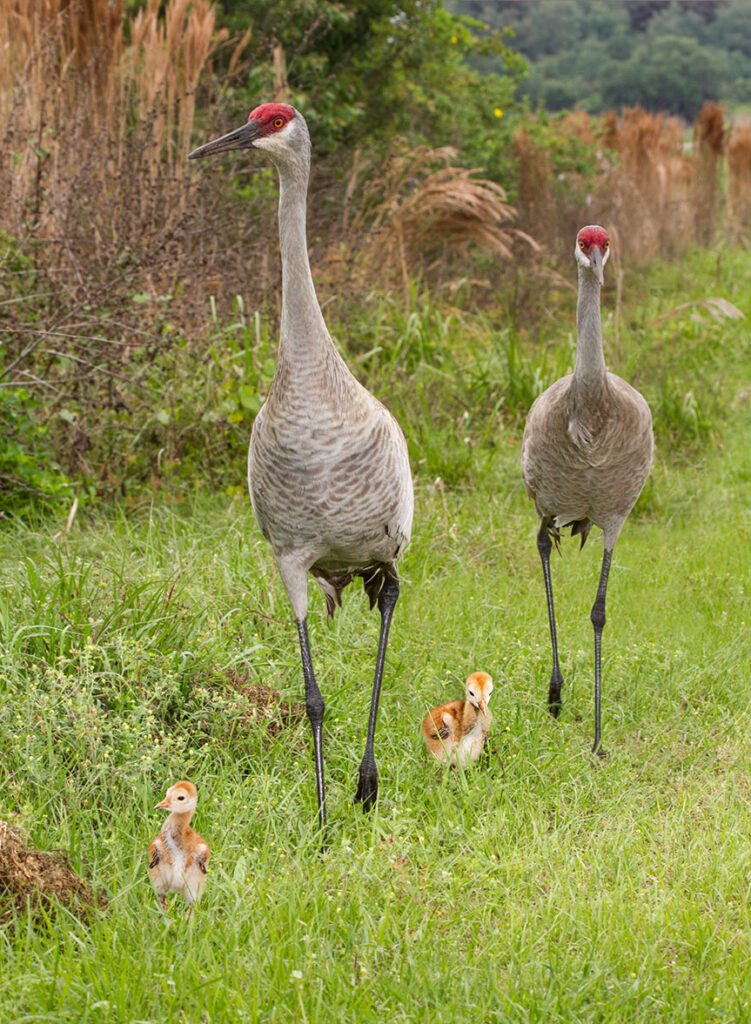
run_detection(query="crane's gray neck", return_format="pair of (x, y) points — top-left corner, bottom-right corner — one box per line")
(275, 146), (329, 353)
(574, 266), (607, 389)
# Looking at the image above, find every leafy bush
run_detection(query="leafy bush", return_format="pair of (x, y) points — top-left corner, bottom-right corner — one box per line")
(216, 0), (526, 161)
(0, 388), (73, 513)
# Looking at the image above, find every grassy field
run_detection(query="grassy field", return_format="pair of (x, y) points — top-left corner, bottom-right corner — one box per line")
(1, 248), (751, 1022)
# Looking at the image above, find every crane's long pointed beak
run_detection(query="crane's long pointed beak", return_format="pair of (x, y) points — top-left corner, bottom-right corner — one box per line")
(589, 246), (605, 287)
(189, 120), (261, 160)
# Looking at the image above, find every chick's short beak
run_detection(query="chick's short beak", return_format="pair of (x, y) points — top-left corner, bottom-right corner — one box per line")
(479, 700), (488, 716)
(189, 119), (261, 160)
(154, 798), (170, 810)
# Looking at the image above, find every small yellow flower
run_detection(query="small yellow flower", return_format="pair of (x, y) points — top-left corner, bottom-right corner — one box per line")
(450, 35), (458, 43)
(493, 107), (503, 119)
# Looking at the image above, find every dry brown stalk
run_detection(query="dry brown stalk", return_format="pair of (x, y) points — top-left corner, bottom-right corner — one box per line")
(599, 106), (693, 259)
(727, 123), (751, 240)
(693, 102), (725, 246)
(513, 125), (554, 245)
(1, 0), (231, 236)
(272, 43), (290, 102)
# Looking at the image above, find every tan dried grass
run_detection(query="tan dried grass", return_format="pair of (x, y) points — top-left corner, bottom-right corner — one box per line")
(559, 108), (598, 146)
(0, 0), (255, 490)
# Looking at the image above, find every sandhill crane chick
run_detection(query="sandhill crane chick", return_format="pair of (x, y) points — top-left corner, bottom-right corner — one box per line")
(149, 780), (210, 919)
(422, 672), (494, 767)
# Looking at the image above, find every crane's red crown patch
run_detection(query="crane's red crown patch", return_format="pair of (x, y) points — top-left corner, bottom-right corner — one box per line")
(248, 103), (295, 134)
(577, 225), (609, 250)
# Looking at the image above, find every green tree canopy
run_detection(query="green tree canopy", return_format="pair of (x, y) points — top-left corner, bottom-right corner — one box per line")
(450, 0), (748, 116)
(602, 34), (727, 119)
(216, 0), (525, 158)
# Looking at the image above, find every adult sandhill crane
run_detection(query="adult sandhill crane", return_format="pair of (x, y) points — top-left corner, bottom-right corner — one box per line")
(521, 225), (653, 755)
(189, 104), (413, 832)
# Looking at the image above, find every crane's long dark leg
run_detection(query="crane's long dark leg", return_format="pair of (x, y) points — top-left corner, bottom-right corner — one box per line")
(296, 618), (327, 832)
(591, 547), (613, 757)
(537, 520), (564, 716)
(355, 573), (400, 812)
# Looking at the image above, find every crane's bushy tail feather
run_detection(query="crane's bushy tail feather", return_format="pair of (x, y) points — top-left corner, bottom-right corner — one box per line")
(543, 516), (593, 552)
(314, 573), (348, 619)
(313, 564), (399, 621)
(569, 518), (593, 549)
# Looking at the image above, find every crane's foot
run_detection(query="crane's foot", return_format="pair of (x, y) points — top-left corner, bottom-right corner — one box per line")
(354, 768), (378, 813)
(547, 668), (563, 718)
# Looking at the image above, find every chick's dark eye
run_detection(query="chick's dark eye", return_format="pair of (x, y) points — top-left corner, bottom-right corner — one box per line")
(177, 795), (185, 800)
(273, 117), (285, 129)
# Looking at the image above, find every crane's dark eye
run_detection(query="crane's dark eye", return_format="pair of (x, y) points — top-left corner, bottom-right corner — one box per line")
(273, 117), (285, 129)
(177, 795), (185, 801)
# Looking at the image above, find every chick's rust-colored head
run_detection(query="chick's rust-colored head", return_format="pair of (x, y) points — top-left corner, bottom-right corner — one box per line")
(155, 780), (198, 813)
(466, 671), (493, 716)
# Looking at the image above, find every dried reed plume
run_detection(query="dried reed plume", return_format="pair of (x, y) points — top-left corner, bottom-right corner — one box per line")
(352, 143), (523, 303)
(0, 0), (252, 494)
(512, 112), (610, 264)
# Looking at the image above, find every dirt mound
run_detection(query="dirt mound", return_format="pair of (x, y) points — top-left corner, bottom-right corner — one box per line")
(226, 669), (306, 738)
(0, 819), (106, 925)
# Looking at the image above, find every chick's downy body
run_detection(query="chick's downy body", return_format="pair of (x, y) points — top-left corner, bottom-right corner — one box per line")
(422, 672), (494, 767)
(149, 780), (210, 918)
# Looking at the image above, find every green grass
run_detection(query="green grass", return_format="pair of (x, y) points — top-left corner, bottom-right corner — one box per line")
(1, 248), (751, 1021)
